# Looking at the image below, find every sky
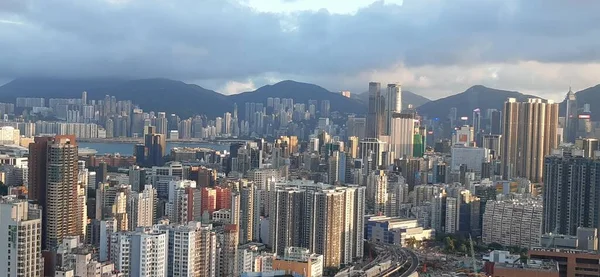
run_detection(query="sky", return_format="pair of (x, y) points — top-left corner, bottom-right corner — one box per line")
(1, 0), (600, 101)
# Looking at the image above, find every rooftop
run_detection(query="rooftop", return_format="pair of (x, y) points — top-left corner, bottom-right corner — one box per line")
(495, 259), (558, 272)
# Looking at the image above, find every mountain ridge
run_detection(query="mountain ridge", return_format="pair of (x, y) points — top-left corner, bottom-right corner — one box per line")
(0, 78), (367, 118)
(416, 85), (541, 119)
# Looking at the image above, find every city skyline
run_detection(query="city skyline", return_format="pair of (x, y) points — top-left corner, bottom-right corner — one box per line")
(3, 1), (600, 276)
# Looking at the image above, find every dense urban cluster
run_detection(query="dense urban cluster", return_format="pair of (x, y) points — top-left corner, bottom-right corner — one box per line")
(0, 83), (599, 277)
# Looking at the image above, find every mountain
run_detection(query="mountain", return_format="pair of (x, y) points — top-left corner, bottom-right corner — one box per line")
(0, 78), (366, 118)
(0, 77), (127, 101)
(417, 85), (540, 119)
(228, 80), (366, 115)
(355, 90), (430, 108)
(568, 84), (600, 120)
(105, 78), (231, 118)
(0, 78), (231, 118)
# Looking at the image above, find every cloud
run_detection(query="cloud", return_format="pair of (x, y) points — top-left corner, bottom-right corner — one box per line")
(220, 80), (257, 95)
(0, 0), (599, 98)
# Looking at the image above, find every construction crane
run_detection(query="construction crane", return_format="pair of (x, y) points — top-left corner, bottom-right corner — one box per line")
(469, 234), (477, 274)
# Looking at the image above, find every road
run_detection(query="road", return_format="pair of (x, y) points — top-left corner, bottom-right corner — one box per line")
(336, 242), (419, 277)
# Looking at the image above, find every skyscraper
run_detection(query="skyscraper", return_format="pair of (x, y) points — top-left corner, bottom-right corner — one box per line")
(239, 185), (254, 244)
(313, 189), (344, 269)
(128, 185), (156, 229)
(564, 88), (578, 143)
(28, 136), (54, 208)
(472, 108), (481, 145)
(156, 112), (168, 135)
(366, 170), (387, 215)
(29, 135), (81, 250)
(543, 149), (600, 235)
(328, 151), (346, 185)
(144, 126), (166, 167)
(224, 112), (232, 135)
(268, 182), (365, 269)
(502, 98), (559, 182)
(385, 84), (402, 135)
(0, 197), (43, 277)
(366, 82), (385, 138)
(219, 224), (239, 277)
(489, 110), (502, 135)
(389, 113), (415, 159)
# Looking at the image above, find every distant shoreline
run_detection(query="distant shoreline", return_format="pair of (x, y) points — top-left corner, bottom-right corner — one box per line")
(76, 138), (247, 145)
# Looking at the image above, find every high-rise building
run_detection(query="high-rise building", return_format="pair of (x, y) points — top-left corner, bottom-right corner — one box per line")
(98, 161), (107, 187)
(320, 100), (330, 118)
(367, 170), (388, 215)
(389, 113), (415, 159)
(219, 224), (239, 277)
(128, 185), (156, 229)
(473, 108), (482, 145)
(366, 82), (385, 138)
(502, 98), (559, 182)
(270, 188), (308, 256)
(0, 197), (43, 277)
(490, 110), (502, 135)
(564, 88), (578, 143)
(155, 222), (212, 277)
(239, 185), (255, 244)
(28, 137), (53, 208)
(482, 198), (543, 248)
(198, 224), (218, 277)
(112, 191), (129, 231)
(347, 136), (359, 159)
(268, 182), (365, 269)
(156, 112), (168, 135)
(166, 180), (197, 225)
(385, 84), (402, 135)
(482, 134), (502, 159)
(328, 151), (346, 185)
(313, 189), (344, 268)
(580, 138), (599, 158)
(29, 135), (82, 250)
(543, 149), (600, 235)
(144, 126), (167, 167)
(359, 138), (387, 170)
(224, 112), (232, 135)
(111, 228), (168, 277)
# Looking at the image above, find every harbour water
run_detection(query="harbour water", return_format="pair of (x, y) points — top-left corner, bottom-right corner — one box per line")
(78, 141), (230, 155)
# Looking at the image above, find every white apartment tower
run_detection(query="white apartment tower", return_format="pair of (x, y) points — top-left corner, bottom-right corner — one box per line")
(157, 222), (206, 277)
(110, 229), (168, 277)
(385, 83), (402, 135)
(389, 113), (415, 159)
(77, 161), (88, 239)
(166, 180), (196, 225)
(0, 197), (43, 277)
(128, 185), (156, 230)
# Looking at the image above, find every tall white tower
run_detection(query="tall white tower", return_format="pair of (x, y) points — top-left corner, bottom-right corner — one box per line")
(0, 197), (43, 277)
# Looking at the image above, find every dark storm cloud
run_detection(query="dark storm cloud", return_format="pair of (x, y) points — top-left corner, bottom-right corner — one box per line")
(0, 0), (599, 81)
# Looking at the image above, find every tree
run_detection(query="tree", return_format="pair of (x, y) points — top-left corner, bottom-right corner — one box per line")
(459, 244), (468, 253)
(488, 242), (503, 250)
(445, 236), (456, 252)
(406, 237), (417, 249)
